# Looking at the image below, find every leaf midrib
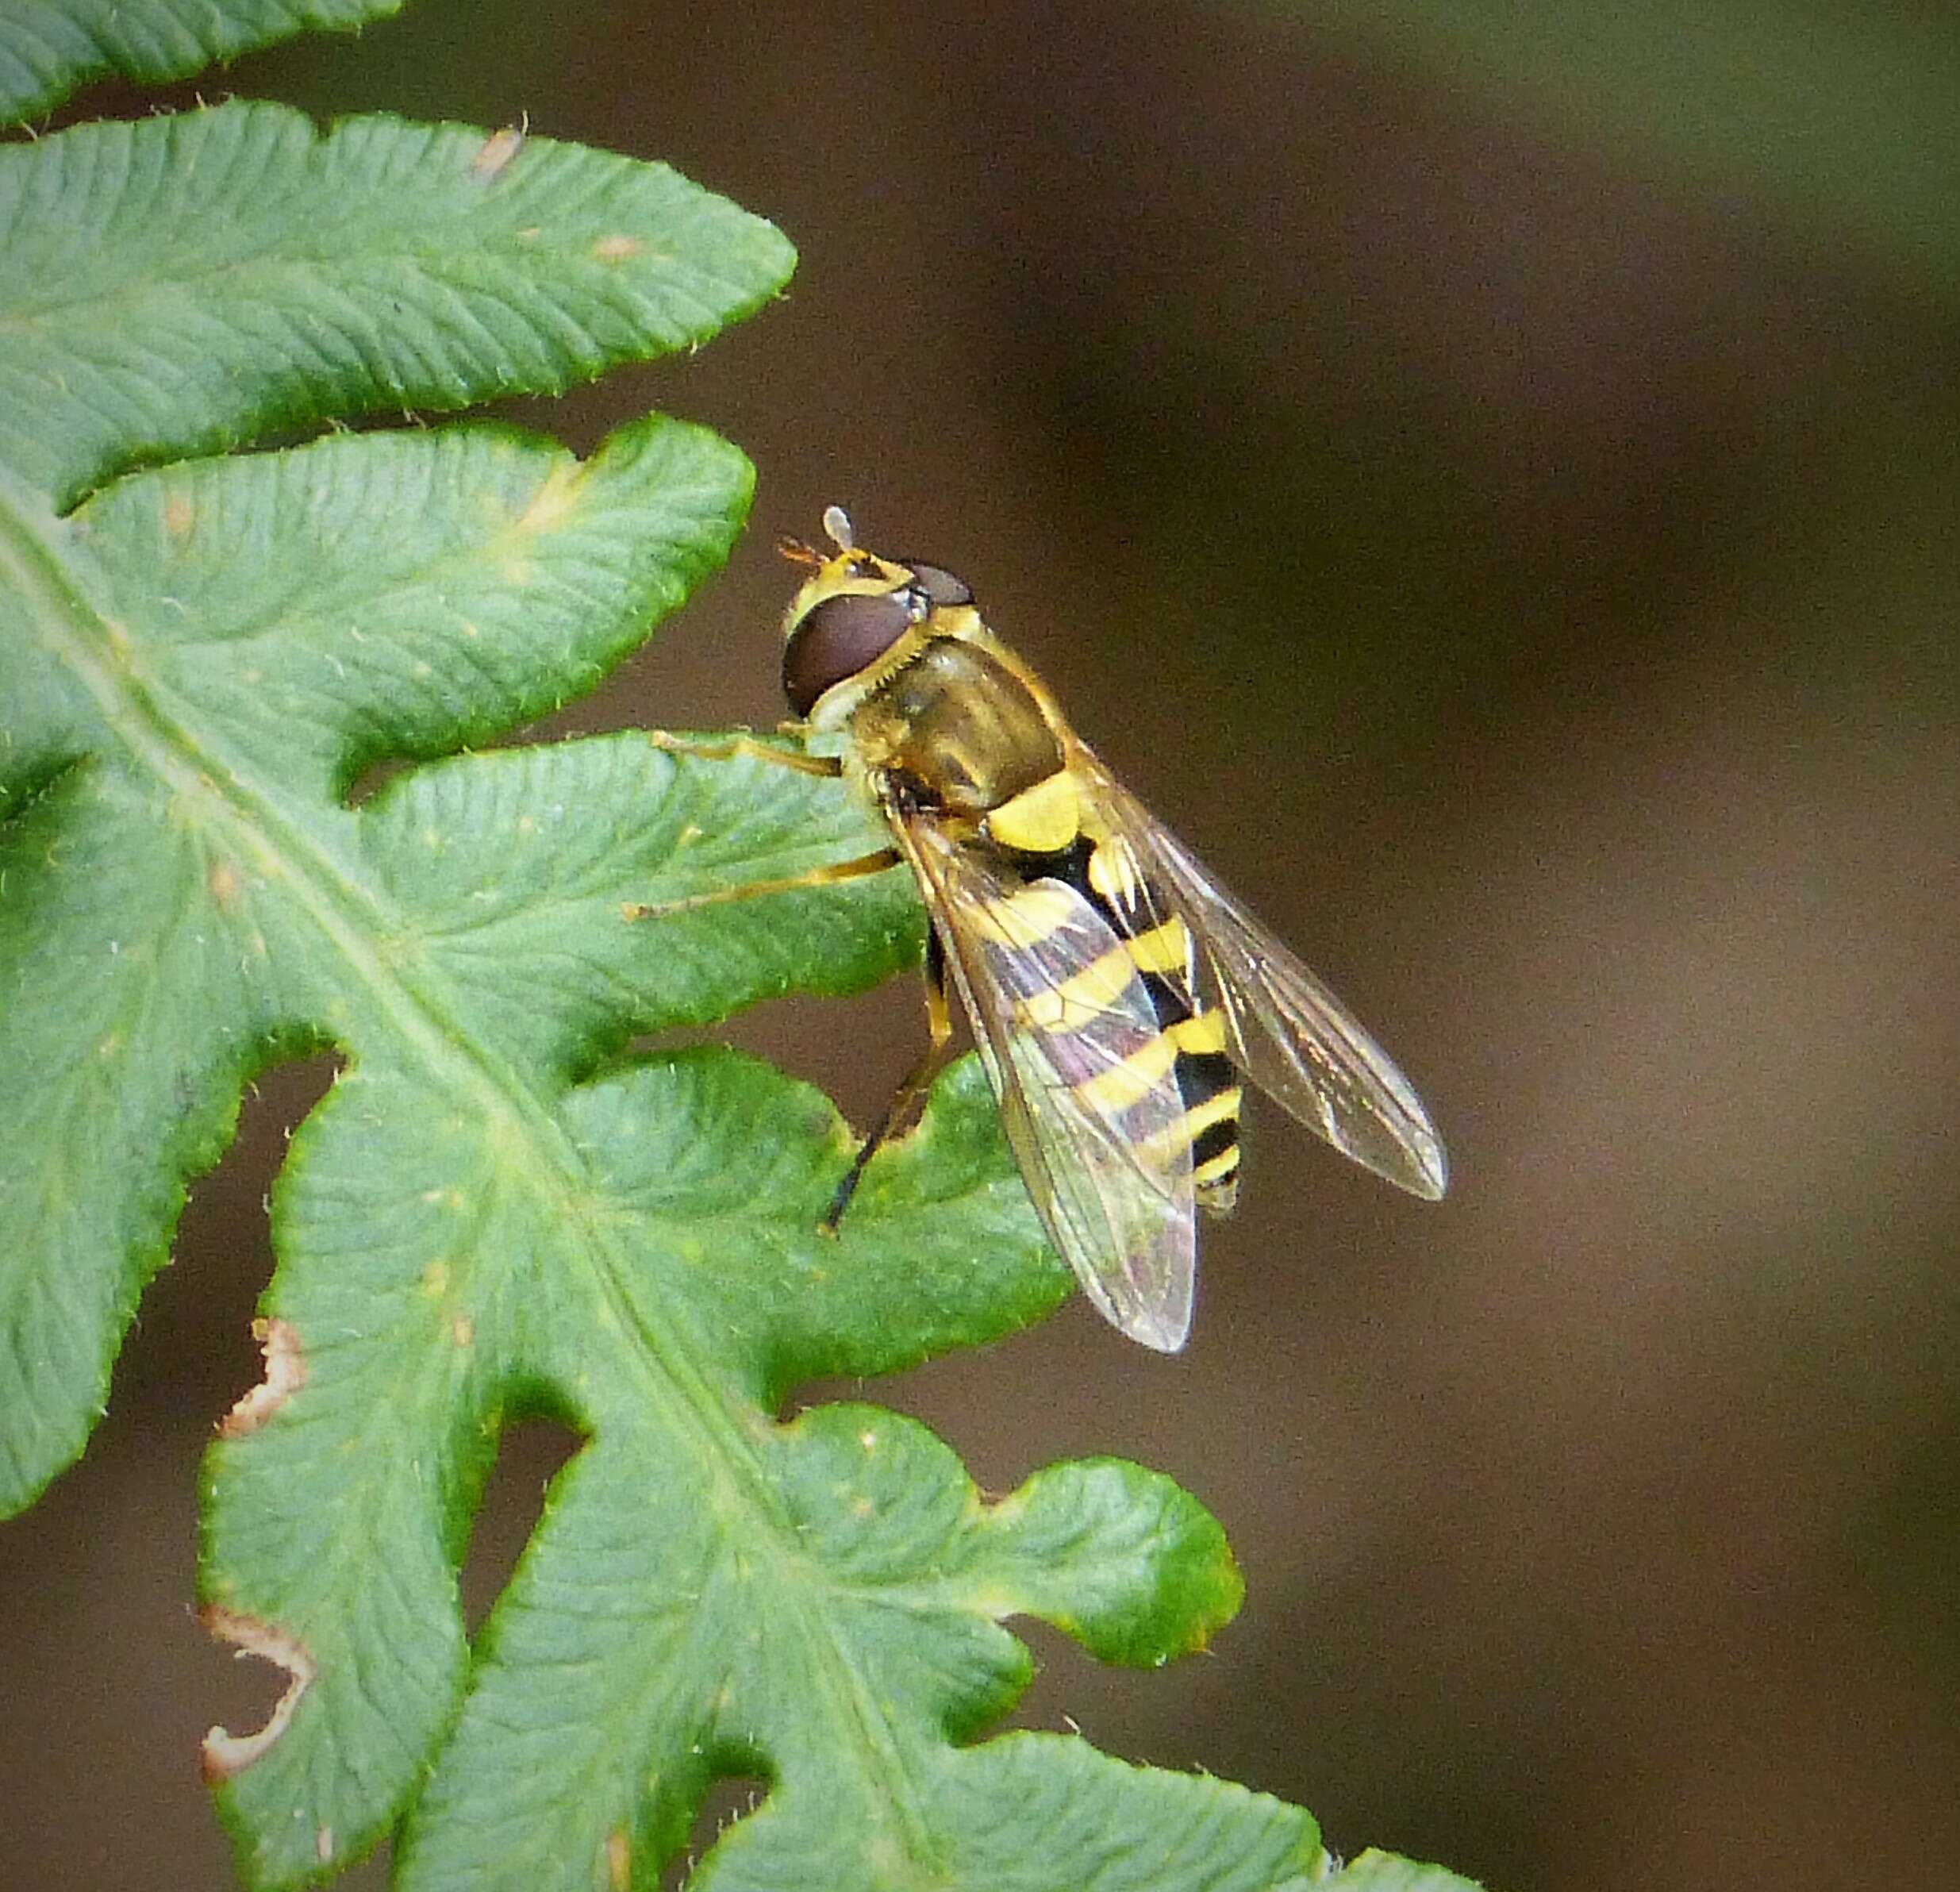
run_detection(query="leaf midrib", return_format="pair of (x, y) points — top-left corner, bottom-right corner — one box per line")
(1, 470), (944, 1864)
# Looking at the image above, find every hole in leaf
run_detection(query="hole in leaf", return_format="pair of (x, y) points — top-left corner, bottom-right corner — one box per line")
(329, 1843), (391, 1890)
(658, 1774), (771, 1891)
(341, 753), (413, 809)
(698, 979), (930, 1133)
(1000, 1614), (1239, 1782)
(217, 1316), (306, 1436)
(199, 1608), (315, 1782)
(995, 1614), (1109, 1736)
(129, 1051), (340, 1413)
(458, 1415), (582, 1634)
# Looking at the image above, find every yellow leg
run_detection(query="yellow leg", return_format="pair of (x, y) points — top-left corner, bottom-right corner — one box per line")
(823, 931), (954, 1232)
(622, 847), (899, 921)
(648, 728), (842, 778)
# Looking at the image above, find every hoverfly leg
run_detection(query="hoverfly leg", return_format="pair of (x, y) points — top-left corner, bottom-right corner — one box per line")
(621, 846), (899, 921)
(822, 929), (953, 1233)
(648, 728), (843, 777)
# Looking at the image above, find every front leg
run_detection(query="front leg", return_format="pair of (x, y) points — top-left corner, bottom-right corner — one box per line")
(647, 728), (842, 777)
(624, 729), (894, 919)
(621, 846), (901, 921)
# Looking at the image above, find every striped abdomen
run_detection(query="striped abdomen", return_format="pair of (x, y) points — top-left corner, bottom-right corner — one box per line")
(991, 810), (1245, 1213)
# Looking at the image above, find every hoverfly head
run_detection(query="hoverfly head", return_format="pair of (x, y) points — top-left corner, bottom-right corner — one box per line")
(780, 509), (977, 718)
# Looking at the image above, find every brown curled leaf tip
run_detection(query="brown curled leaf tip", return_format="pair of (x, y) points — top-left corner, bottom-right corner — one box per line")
(219, 1317), (306, 1437)
(199, 1609), (316, 1783)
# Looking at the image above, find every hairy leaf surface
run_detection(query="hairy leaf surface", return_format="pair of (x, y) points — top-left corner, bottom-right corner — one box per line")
(0, 99), (794, 508)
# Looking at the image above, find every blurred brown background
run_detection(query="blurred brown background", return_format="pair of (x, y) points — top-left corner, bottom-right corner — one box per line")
(5, 2), (1958, 1886)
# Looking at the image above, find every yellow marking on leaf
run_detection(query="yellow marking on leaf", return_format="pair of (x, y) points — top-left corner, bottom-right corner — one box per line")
(163, 492), (194, 536)
(207, 857), (244, 909)
(593, 233), (641, 263)
(516, 463), (580, 537)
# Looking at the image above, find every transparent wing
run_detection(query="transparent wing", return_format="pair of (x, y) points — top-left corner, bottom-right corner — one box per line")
(889, 809), (1199, 1351)
(1076, 749), (1448, 1200)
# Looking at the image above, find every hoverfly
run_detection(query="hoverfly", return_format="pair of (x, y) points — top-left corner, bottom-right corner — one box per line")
(645, 507), (1446, 1351)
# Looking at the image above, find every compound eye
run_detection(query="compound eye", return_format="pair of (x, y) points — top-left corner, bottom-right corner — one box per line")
(782, 591), (914, 716)
(895, 560), (974, 608)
